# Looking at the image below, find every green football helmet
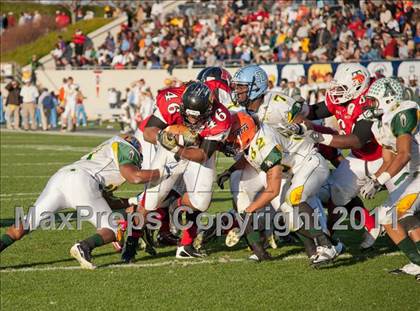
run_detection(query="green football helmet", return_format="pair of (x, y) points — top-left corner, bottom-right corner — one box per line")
(365, 77), (405, 118)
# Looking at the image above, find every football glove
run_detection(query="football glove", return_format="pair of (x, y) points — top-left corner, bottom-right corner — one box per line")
(278, 123), (307, 137)
(217, 169), (232, 189)
(360, 178), (381, 200)
(157, 130), (180, 153)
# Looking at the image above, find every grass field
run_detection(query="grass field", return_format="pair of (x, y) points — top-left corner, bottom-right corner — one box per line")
(0, 131), (418, 310)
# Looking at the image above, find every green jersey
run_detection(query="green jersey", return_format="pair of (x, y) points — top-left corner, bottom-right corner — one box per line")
(371, 100), (419, 172)
(61, 136), (142, 192)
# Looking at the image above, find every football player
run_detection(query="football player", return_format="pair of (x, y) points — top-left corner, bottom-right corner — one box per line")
(221, 111), (341, 264)
(0, 135), (169, 269)
(359, 78), (420, 279)
(290, 63), (384, 249)
(219, 65), (342, 264)
(129, 81), (231, 259)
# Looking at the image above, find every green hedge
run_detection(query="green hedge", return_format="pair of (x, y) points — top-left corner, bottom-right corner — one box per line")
(1, 18), (111, 66)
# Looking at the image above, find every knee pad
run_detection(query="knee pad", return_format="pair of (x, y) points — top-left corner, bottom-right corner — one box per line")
(287, 185), (304, 206)
(399, 215), (420, 234)
(396, 193), (419, 215)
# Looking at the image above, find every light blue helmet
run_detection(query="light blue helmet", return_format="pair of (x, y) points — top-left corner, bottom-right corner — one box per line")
(231, 65), (268, 107)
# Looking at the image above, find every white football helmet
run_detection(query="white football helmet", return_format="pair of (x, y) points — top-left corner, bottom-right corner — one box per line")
(365, 77), (405, 117)
(327, 63), (370, 105)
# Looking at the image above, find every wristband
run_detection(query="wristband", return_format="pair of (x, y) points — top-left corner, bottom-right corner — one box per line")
(376, 172), (391, 185)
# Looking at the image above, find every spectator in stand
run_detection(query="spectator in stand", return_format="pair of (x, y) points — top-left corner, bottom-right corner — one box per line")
(5, 80), (21, 130)
(7, 12), (16, 28)
(408, 74), (419, 100)
(279, 78), (288, 94)
(20, 79), (39, 131)
(73, 29), (86, 65)
(297, 76), (310, 102)
(285, 80), (301, 98)
(56, 11), (70, 28)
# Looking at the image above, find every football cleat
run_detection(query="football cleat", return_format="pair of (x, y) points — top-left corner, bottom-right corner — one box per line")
(266, 234), (278, 249)
(195, 221), (218, 250)
(225, 227), (242, 247)
(360, 227), (382, 250)
(416, 274), (420, 282)
(121, 236), (139, 263)
(389, 263), (420, 276)
(175, 245), (206, 259)
(248, 243), (272, 262)
(311, 245), (340, 266)
(70, 242), (96, 270)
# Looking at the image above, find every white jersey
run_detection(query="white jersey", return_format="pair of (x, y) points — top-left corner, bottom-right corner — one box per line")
(254, 91), (318, 172)
(371, 100), (419, 172)
(244, 123), (316, 174)
(60, 136), (142, 192)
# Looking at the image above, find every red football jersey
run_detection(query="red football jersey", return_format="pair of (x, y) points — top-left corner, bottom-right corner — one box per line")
(153, 83), (232, 140)
(325, 80), (382, 161)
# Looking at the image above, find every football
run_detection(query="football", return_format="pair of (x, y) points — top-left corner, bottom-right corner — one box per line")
(164, 124), (201, 147)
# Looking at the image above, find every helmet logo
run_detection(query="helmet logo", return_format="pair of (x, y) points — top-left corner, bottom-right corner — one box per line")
(233, 123), (249, 137)
(352, 70), (365, 86)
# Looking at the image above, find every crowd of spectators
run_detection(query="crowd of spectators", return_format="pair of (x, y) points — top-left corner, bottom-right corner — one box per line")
(1, 75), (87, 132)
(49, 0), (419, 70)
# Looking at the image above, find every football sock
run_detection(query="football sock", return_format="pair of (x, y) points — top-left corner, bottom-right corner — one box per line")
(246, 231), (260, 245)
(296, 232), (316, 257)
(180, 211), (199, 246)
(156, 208), (170, 234)
(416, 241), (420, 251)
(0, 234), (15, 252)
(397, 237), (420, 265)
(344, 197), (376, 232)
(82, 233), (105, 251)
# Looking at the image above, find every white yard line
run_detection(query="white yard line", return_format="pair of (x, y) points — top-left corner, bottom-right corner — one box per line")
(0, 190), (138, 198)
(0, 251), (403, 273)
(1, 129), (115, 138)
(1, 162), (67, 166)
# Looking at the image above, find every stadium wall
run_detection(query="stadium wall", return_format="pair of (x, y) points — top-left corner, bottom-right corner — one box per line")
(34, 60), (419, 119)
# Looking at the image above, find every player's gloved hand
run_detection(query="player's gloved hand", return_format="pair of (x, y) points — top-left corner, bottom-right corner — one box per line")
(157, 130), (180, 153)
(360, 177), (381, 200)
(361, 107), (384, 120)
(279, 123), (307, 137)
(217, 169), (232, 189)
(306, 130), (333, 146)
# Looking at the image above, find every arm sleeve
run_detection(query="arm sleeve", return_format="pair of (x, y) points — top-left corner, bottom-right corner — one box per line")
(307, 102), (333, 120)
(391, 109), (418, 137)
(145, 115), (167, 130)
(115, 142), (141, 166)
(352, 119), (374, 146)
(200, 139), (219, 159)
(260, 145), (283, 172)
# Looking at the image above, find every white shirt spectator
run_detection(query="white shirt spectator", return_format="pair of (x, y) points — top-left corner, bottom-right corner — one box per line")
(151, 2), (163, 19)
(139, 94), (154, 119)
(112, 53), (125, 66)
(107, 89), (118, 106)
(20, 84), (39, 103)
(380, 9), (392, 25)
